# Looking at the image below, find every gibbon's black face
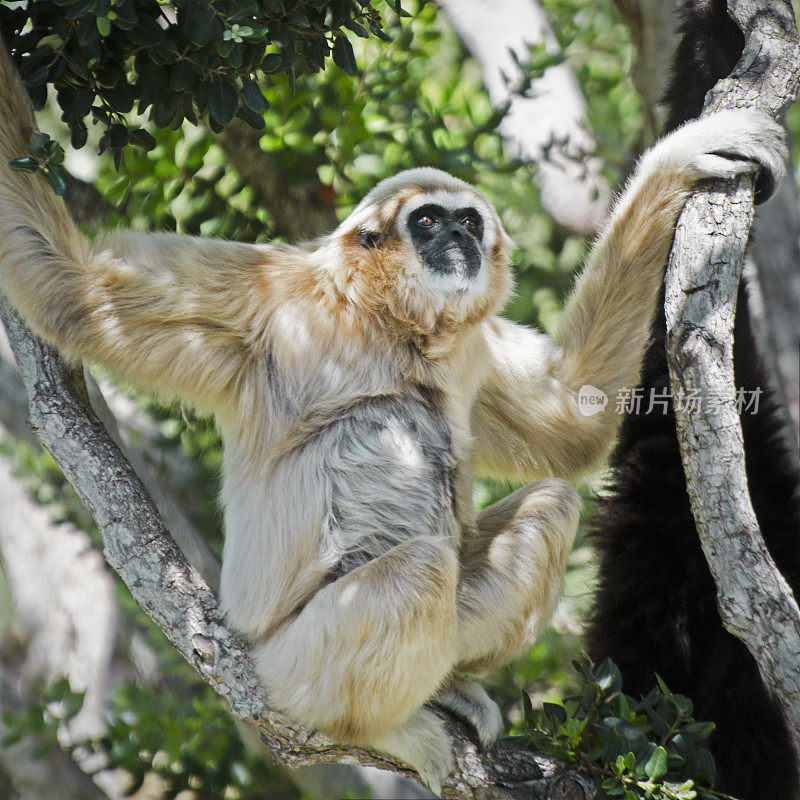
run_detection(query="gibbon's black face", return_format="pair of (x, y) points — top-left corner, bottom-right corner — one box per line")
(406, 203), (484, 279)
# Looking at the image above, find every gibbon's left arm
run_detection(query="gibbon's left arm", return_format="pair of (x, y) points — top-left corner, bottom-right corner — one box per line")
(0, 41), (276, 415)
(471, 111), (787, 482)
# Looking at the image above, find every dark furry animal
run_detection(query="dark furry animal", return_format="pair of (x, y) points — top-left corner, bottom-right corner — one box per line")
(586, 2), (800, 798)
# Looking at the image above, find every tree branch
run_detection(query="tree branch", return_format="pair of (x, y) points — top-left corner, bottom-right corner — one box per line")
(0, 294), (592, 798)
(664, 0), (800, 734)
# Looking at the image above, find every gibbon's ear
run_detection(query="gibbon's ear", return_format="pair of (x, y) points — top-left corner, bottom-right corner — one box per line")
(357, 228), (386, 250)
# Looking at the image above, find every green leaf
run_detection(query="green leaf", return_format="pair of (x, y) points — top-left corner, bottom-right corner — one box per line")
(110, 2), (137, 29)
(304, 37), (326, 71)
(97, 16), (111, 36)
(594, 658), (622, 694)
(286, 9), (309, 27)
(520, 691), (533, 724)
(645, 745), (667, 781)
(680, 721), (715, 740)
(45, 166), (67, 195)
(239, 78), (265, 112)
(8, 157), (40, 173)
(369, 22), (390, 42)
(170, 61), (194, 92)
(64, 0), (94, 19)
(70, 122), (88, 149)
(216, 37), (235, 57)
(332, 36), (357, 75)
(344, 18), (369, 38)
(63, 86), (94, 116)
(150, 91), (180, 128)
(543, 702), (567, 724)
(229, 0), (258, 19)
(623, 751), (636, 772)
(655, 674), (673, 698)
(76, 15), (98, 45)
(183, 7), (218, 47)
(235, 103), (266, 130)
(209, 79), (237, 124)
(127, 16), (164, 47)
(104, 84), (136, 113)
(672, 694), (694, 718)
(61, 690), (85, 720)
(261, 53), (282, 73)
(109, 124), (128, 148)
(1, 729), (24, 747)
(129, 129), (157, 151)
(45, 140), (65, 165)
(692, 747), (716, 784)
(23, 64), (50, 88)
(30, 130), (50, 156)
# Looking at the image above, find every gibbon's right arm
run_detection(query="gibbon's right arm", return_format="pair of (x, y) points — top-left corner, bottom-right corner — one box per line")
(0, 40), (276, 415)
(471, 109), (788, 482)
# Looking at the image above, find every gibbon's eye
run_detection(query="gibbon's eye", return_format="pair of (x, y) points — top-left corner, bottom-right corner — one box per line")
(416, 214), (436, 228)
(462, 216), (480, 233)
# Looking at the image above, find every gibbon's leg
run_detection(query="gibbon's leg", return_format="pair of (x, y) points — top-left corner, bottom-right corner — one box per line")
(431, 480), (579, 749)
(455, 478), (581, 674)
(251, 536), (459, 793)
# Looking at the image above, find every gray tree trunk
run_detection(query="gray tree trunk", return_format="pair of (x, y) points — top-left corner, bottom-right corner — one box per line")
(664, 0), (800, 735)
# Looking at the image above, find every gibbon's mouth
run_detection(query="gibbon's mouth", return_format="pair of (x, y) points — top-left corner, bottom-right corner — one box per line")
(429, 242), (482, 279)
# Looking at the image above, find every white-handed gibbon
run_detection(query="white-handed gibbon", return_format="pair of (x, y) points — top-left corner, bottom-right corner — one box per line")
(0, 36), (788, 793)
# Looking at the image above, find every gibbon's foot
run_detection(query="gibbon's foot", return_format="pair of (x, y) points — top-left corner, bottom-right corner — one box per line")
(644, 108), (788, 203)
(433, 679), (504, 749)
(370, 706), (453, 796)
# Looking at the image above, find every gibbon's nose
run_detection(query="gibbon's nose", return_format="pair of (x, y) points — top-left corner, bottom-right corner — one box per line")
(449, 225), (465, 239)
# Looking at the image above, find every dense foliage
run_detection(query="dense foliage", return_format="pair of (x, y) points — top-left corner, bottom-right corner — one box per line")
(525, 659), (729, 800)
(0, 0), (399, 167)
(2, 674), (300, 799)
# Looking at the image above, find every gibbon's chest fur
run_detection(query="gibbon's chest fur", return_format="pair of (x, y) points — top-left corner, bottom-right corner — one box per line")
(216, 247), (489, 638)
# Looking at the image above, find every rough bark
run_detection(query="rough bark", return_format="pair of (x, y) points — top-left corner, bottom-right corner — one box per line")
(83, 371), (222, 593)
(0, 295), (591, 799)
(437, 0), (610, 234)
(664, 0), (800, 735)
